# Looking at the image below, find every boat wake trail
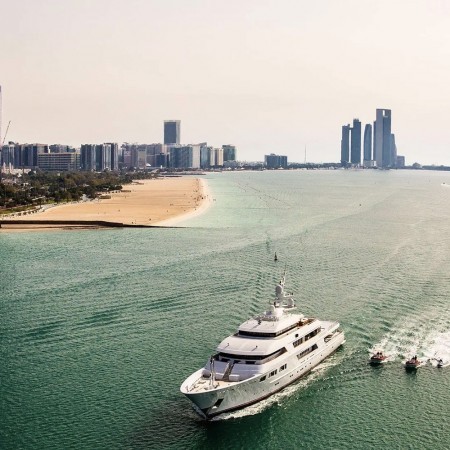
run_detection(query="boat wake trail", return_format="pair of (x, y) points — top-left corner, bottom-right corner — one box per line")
(422, 331), (450, 367)
(210, 358), (340, 421)
(370, 317), (450, 366)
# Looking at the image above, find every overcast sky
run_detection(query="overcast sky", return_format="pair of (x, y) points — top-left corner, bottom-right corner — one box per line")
(1, 0), (450, 164)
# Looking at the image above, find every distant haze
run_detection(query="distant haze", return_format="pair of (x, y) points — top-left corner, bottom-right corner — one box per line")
(1, 0), (450, 165)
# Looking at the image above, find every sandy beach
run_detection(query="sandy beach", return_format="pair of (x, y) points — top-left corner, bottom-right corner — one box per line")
(0, 176), (211, 231)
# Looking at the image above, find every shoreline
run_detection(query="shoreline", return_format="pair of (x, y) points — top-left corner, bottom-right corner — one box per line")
(153, 178), (212, 227)
(0, 176), (211, 232)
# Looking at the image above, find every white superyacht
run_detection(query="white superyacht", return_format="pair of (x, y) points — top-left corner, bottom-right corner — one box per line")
(180, 271), (345, 418)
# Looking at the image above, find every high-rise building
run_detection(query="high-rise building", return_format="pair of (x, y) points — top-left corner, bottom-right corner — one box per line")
(80, 144), (97, 171)
(265, 154), (287, 169)
(350, 119), (361, 165)
(374, 109), (392, 168)
(106, 143), (119, 171)
(215, 148), (224, 167)
(167, 145), (200, 169)
(222, 145), (236, 162)
(1, 143), (14, 167)
(15, 144), (49, 168)
(363, 124), (372, 164)
(145, 143), (164, 167)
(164, 120), (180, 145)
(37, 153), (78, 171)
(340, 124), (350, 165)
(390, 134), (397, 167)
(396, 155), (405, 168)
(95, 144), (111, 171)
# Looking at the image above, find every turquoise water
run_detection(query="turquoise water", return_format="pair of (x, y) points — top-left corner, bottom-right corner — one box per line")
(2, 170), (450, 449)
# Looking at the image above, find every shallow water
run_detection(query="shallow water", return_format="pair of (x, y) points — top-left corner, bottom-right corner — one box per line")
(2, 169), (450, 449)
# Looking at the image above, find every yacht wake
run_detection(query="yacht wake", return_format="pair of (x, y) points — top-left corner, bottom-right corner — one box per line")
(370, 317), (450, 366)
(422, 331), (450, 367)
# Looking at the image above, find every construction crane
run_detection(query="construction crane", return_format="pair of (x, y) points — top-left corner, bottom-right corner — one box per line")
(1, 120), (11, 183)
(1, 120), (11, 146)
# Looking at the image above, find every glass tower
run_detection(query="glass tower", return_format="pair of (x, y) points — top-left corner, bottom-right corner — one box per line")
(164, 120), (180, 145)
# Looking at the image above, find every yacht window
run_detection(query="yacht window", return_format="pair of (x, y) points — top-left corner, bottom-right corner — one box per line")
(280, 364), (287, 371)
(239, 321), (305, 338)
(218, 347), (286, 362)
(268, 370), (278, 378)
(296, 344), (318, 360)
(259, 376), (266, 382)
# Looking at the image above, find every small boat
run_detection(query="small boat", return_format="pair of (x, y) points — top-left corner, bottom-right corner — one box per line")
(405, 355), (422, 370)
(369, 351), (387, 365)
(274, 252), (278, 262)
(437, 359), (444, 368)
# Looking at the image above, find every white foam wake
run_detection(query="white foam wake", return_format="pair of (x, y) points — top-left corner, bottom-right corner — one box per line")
(370, 318), (450, 366)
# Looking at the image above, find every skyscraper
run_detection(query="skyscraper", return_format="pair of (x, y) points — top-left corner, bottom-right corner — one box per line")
(80, 144), (96, 171)
(164, 120), (180, 145)
(390, 134), (397, 167)
(350, 119), (361, 165)
(363, 124), (372, 164)
(340, 124), (350, 165)
(374, 109), (392, 168)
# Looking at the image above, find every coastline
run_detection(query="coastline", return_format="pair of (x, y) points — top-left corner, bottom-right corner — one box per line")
(153, 178), (212, 227)
(0, 176), (211, 232)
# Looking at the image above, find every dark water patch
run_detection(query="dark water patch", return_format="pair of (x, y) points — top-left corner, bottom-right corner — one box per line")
(75, 307), (127, 329)
(21, 320), (66, 342)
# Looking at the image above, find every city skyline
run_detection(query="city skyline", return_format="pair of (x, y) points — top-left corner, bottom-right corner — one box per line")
(1, 1), (450, 164)
(341, 109), (400, 168)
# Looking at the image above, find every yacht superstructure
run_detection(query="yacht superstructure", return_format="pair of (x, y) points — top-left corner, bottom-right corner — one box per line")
(180, 271), (345, 418)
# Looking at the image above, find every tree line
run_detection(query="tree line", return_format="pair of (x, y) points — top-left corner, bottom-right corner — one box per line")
(0, 171), (158, 211)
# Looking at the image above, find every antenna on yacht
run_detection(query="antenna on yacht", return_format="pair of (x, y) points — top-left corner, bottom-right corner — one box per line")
(282, 264), (287, 284)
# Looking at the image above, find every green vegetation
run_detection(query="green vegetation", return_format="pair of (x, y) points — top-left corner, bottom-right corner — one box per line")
(0, 171), (158, 210)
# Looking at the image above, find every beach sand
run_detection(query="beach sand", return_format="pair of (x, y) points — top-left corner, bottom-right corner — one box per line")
(0, 176), (211, 231)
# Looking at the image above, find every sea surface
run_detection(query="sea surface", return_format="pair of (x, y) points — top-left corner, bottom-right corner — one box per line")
(2, 169), (450, 449)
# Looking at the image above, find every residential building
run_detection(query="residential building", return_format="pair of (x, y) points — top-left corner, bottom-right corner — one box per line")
(1, 143), (13, 165)
(155, 153), (169, 168)
(106, 143), (119, 171)
(265, 153), (287, 169)
(215, 148), (224, 167)
(168, 145), (200, 169)
(80, 144), (97, 171)
(14, 144), (49, 168)
(95, 144), (111, 171)
(223, 145), (236, 162)
(37, 152), (78, 171)
(146, 143), (164, 167)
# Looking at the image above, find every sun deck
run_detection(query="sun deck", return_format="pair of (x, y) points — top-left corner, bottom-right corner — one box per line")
(187, 376), (236, 393)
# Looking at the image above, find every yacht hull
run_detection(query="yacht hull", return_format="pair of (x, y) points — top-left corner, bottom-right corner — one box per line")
(181, 331), (345, 418)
